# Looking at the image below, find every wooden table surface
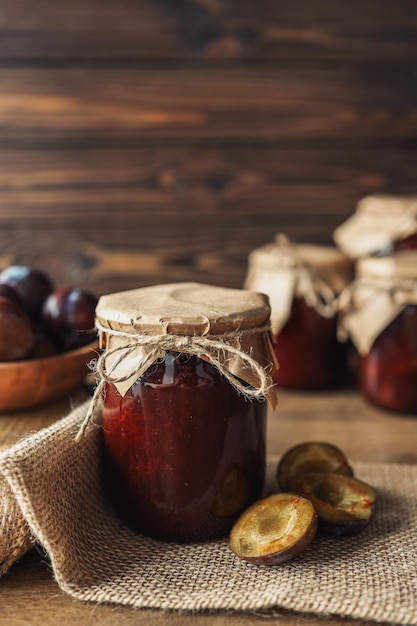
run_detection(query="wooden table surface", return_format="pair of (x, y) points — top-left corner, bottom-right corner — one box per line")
(1, 384), (416, 626)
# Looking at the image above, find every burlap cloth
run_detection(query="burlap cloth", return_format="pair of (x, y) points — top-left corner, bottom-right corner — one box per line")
(1, 400), (416, 624)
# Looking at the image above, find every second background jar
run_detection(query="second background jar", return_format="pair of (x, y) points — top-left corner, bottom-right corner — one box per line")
(244, 235), (353, 390)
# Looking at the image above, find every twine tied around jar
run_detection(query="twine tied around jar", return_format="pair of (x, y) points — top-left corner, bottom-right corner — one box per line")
(245, 235), (341, 335)
(339, 277), (417, 315)
(294, 265), (337, 319)
(274, 235), (338, 319)
(76, 322), (277, 440)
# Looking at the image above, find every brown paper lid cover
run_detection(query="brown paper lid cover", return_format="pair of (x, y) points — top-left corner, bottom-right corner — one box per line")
(92, 283), (277, 410)
(247, 241), (353, 294)
(356, 251), (417, 282)
(357, 194), (417, 216)
(96, 282), (271, 336)
(334, 195), (417, 258)
(245, 239), (352, 334)
(338, 251), (417, 354)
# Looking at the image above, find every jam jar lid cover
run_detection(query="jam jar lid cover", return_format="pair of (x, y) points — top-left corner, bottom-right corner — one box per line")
(334, 194), (417, 258)
(91, 283), (277, 411)
(338, 251), (417, 355)
(244, 237), (352, 334)
(96, 282), (272, 336)
(247, 239), (352, 292)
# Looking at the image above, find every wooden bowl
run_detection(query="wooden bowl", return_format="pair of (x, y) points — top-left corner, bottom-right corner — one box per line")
(0, 341), (99, 412)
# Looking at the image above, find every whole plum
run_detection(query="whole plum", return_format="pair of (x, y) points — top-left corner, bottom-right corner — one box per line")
(0, 283), (23, 307)
(31, 325), (59, 358)
(0, 296), (35, 361)
(42, 287), (98, 350)
(0, 265), (54, 319)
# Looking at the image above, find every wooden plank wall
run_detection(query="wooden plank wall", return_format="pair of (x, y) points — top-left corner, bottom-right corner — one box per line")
(0, 1), (416, 295)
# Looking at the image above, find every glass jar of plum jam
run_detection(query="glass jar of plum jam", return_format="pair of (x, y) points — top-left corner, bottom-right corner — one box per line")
(334, 194), (417, 258)
(91, 283), (277, 542)
(338, 252), (417, 414)
(244, 235), (353, 389)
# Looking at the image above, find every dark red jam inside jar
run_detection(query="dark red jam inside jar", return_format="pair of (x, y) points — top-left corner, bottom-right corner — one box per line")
(245, 241), (352, 391)
(392, 232), (417, 252)
(359, 305), (417, 414)
(101, 351), (267, 542)
(272, 298), (346, 390)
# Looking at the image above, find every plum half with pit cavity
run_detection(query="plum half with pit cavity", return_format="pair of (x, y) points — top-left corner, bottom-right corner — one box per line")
(288, 472), (376, 536)
(229, 493), (317, 565)
(277, 441), (354, 491)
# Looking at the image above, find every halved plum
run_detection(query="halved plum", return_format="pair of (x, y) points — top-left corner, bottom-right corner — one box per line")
(277, 442), (354, 491)
(229, 493), (317, 565)
(288, 472), (376, 536)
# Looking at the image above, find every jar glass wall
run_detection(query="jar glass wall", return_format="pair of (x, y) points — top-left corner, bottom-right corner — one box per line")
(358, 305), (417, 414)
(273, 298), (346, 389)
(392, 232), (417, 252)
(245, 239), (352, 390)
(101, 351), (267, 542)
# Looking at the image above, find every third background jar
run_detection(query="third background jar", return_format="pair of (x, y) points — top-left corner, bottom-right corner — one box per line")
(338, 251), (417, 415)
(244, 235), (353, 390)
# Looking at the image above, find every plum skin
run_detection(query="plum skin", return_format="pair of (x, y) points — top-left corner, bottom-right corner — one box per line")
(288, 472), (377, 537)
(42, 287), (98, 350)
(0, 265), (53, 319)
(0, 296), (35, 361)
(277, 441), (354, 491)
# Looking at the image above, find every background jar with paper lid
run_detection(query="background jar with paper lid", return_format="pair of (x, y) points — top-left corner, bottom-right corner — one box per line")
(338, 252), (417, 415)
(244, 236), (353, 390)
(92, 282), (277, 543)
(334, 194), (417, 259)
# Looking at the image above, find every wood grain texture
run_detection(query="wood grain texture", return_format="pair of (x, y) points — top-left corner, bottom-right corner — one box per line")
(0, 144), (417, 293)
(1, 66), (416, 144)
(0, 3), (416, 294)
(0, 145), (415, 293)
(0, 0), (415, 62)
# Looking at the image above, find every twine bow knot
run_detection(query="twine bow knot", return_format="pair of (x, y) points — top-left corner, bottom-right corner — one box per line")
(338, 276), (417, 316)
(76, 323), (275, 440)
